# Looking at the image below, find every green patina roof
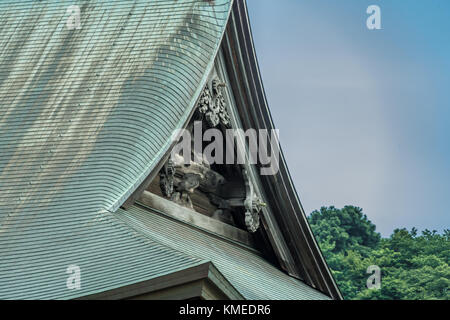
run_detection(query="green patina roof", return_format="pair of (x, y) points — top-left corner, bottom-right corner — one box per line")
(0, 0), (332, 300)
(0, 0), (232, 299)
(117, 205), (331, 300)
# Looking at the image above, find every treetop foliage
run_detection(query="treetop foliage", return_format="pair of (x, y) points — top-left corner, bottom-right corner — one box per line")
(308, 206), (449, 300)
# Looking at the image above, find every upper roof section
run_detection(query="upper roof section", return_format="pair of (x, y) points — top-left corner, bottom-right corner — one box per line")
(0, 0), (232, 214)
(0, 0), (233, 299)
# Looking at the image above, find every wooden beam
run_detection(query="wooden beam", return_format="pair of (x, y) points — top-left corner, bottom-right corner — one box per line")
(137, 191), (256, 249)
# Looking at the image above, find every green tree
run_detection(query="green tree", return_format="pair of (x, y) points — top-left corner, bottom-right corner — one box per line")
(309, 206), (450, 300)
(309, 206), (380, 253)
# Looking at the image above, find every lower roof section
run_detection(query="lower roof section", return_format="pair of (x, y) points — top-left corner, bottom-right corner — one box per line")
(116, 205), (331, 300)
(0, 208), (205, 300)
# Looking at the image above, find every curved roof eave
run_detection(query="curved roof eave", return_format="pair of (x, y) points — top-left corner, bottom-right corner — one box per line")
(220, 0), (343, 300)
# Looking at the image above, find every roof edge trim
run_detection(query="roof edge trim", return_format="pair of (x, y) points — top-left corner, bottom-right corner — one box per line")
(223, 0), (343, 300)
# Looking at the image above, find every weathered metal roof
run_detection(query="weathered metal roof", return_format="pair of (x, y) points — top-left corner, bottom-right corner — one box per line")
(0, 0), (232, 299)
(117, 205), (331, 300)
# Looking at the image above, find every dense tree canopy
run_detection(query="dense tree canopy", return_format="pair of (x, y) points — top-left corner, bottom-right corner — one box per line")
(308, 206), (449, 300)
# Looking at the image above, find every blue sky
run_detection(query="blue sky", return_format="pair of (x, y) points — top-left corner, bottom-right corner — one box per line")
(247, 0), (450, 236)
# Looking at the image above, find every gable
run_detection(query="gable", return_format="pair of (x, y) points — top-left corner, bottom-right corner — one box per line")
(121, 1), (342, 299)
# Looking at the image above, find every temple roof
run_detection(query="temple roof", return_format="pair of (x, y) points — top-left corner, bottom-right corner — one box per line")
(0, 0), (233, 299)
(0, 0), (340, 299)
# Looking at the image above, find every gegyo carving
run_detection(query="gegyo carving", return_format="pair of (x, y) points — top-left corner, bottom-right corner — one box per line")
(197, 77), (231, 128)
(243, 168), (265, 233)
